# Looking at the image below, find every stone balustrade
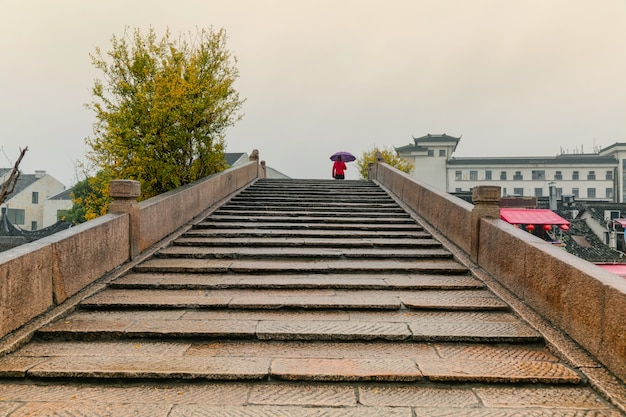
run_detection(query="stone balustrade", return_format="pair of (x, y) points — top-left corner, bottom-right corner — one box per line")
(370, 161), (626, 385)
(0, 159), (260, 342)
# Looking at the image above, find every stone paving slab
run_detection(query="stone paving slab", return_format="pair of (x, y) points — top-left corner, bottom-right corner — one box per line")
(181, 309), (351, 322)
(401, 294), (510, 310)
(26, 357), (271, 380)
(168, 405), (413, 417)
(157, 246), (452, 259)
(228, 294), (401, 310)
(196, 221), (423, 231)
(80, 289), (233, 309)
(13, 341), (191, 358)
(474, 386), (616, 409)
(433, 343), (560, 362)
(270, 358), (422, 382)
(186, 228), (428, 238)
(111, 273), (483, 290)
(419, 358), (582, 384)
(184, 340), (439, 360)
(248, 383), (356, 406)
(358, 385), (480, 407)
(348, 310), (519, 323)
(174, 237), (443, 248)
(256, 320), (411, 341)
(4, 402), (172, 417)
(409, 320), (542, 343)
(411, 408), (622, 416)
(208, 214), (417, 224)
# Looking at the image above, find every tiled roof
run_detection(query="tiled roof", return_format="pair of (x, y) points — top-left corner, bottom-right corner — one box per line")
(447, 155), (617, 165)
(0, 174), (38, 200)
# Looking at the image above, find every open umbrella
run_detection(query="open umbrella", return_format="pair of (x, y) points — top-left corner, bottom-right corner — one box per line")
(330, 151), (356, 162)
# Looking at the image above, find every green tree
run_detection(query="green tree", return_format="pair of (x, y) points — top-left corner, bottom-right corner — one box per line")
(85, 26), (244, 204)
(356, 145), (414, 179)
(62, 170), (114, 223)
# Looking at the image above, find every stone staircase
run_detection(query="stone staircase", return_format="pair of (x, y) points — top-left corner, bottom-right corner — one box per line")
(0, 179), (621, 416)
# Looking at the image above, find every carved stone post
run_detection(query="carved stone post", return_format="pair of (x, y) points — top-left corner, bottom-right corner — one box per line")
(249, 149), (260, 178)
(109, 180), (141, 259)
(260, 160), (267, 179)
(470, 186), (501, 263)
(368, 151), (385, 180)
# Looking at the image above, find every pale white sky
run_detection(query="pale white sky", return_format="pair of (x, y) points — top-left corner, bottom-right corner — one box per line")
(1, 0), (625, 184)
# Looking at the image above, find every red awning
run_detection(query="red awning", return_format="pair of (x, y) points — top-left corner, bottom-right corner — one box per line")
(611, 219), (626, 228)
(500, 208), (570, 226)
(596, 264), (626, 279)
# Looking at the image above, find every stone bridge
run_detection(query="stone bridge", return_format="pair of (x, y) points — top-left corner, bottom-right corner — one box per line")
(0, 154), (624, 416)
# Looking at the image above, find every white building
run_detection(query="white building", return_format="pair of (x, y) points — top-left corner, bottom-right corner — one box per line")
(0, 170), (70, 231)
(396, 134), (626, 202)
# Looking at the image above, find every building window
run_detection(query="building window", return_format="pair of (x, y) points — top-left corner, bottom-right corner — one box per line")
(31, 221), (38, 231)
(32, 191), (39, 204)
(606, 170), (613, 180)
(513, 171), (523, 180)
(455, 170), (462, 181)
(502, 187), (507, 196)
(485, 170), (492, 180)
(607, 188), (613, 199)
(7, 208), (25, 225)
(532, 170), (545, 180)
(500, 171), (507, 180)
(535, 188), (543, 197)
(572, 188), (579, 198)
(455, 188), (462, 193)
(587, 171), (596, 180)
(572, 171), (579, 180)
(513, 187), (523, 196)
(427, 149), (434, 157)
(587, 188), (596, 198)
(556, 188), (563, 197)
(554, 171), (563, 180)
(469, 170), (478, 181)
(439, 149), (446, 157)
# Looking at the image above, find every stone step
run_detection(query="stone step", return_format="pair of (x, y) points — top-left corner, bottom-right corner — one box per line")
(132, 258), (470, 275)
(193, 222), (424, 232)
(214, 209), (411, 219)
(184, 228), (429, 239)
(172, 237), (440, 248)
(218, 203), (403, 211)
(77, 288), (507, 311)
(109, 273), (485, 290)
(154, 246), (452, 260)
(0, 340), (580, 384)
(207, 215), (417, 225)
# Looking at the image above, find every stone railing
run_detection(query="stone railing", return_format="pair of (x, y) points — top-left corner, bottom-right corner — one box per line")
(369, 161), (626, 385)
(0, 156), (262, 341)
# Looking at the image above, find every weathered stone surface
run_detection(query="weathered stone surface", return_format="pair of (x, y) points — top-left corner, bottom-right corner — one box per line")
(401, 294), (510, 310)
(256, 320), (411, 341)
(474, 386), (615, 409)
(270, 358), (422, 382)
(185, 341), (438, 361)
(6, 402), (172, 417)
(169, 405), (413, 417)
(14, 341), (191, 358)
(228, 294), (400, 310)
(419, 359), (582, 384)
(359, 385), (479, 407)
(248, 384), (356, 406)
(27, 357), (270, 380)
(80, 289), (232, 308)
(409, 320), (542, 342)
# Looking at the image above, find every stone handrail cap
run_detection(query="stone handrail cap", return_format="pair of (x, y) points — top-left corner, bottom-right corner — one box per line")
(109, 180), (141, 199)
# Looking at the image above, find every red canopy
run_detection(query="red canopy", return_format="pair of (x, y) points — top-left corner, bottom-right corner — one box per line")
(611, 219), (626, 228)
(500, 208), (570, 226)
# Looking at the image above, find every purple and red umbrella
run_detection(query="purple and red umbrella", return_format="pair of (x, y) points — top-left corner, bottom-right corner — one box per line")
(330, 151), (356, 162)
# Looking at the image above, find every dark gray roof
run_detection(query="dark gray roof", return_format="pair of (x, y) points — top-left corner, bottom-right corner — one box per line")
(447, 155), (617, 166)
(0, 174), (38, 200)
(0, 168), (12, 176)
(225, 153), (246, 166)
(412, 133), (461, 143)
(49, 188), (73, 200)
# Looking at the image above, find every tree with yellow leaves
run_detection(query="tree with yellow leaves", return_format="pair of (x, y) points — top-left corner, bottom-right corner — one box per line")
(81, 26), (244, 214)
(356, 146), (414, 179)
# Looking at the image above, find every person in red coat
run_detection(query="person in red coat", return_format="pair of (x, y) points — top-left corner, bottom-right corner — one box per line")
(332, 155), (347, 179)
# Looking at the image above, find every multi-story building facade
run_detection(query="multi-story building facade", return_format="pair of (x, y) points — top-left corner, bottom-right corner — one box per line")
(396, 134), (626, 202)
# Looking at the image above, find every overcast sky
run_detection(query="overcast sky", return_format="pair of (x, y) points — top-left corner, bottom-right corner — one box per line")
(1, 0), (625, 185)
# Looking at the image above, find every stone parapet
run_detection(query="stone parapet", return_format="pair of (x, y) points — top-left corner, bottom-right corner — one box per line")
(371, 161), (626, 384)
(0, 161), (259, 341)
